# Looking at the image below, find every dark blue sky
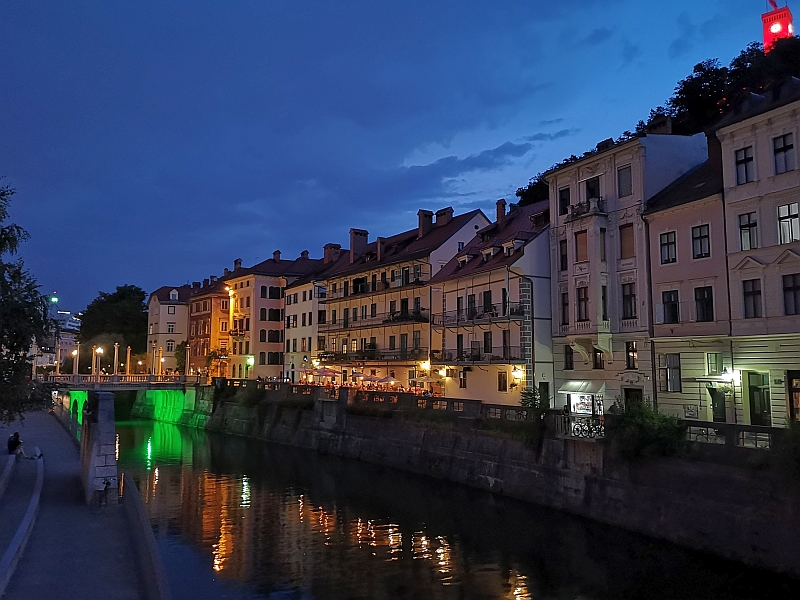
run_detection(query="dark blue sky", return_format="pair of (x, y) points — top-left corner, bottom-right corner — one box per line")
(0, 0), (764, 311)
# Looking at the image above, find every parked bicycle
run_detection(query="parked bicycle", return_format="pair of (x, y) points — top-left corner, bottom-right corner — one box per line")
(90, 477), (116, 514)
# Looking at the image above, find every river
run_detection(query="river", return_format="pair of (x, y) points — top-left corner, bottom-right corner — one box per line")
(116, 419), (800, 600)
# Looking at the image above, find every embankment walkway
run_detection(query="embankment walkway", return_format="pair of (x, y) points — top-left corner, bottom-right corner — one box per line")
(0, 411), (142, 600)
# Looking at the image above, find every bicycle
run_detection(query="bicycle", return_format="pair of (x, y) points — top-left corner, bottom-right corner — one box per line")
(90, 477), (116, 514)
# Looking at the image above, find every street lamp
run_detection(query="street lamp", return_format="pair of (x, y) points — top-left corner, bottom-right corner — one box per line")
(73, 342), (80, 375)
(95, 347), (104, 381)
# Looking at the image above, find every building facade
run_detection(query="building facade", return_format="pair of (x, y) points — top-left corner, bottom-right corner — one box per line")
(146, 285), (192, 373)
(187, 277), (230, 377)
(547, 131), (708, 417)
(429, 200), (553, 406)
(318, 208), (490, 388)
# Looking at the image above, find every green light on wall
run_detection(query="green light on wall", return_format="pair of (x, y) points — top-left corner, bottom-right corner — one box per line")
(68, 391), (88, 425)
(149, 389), (187, 424)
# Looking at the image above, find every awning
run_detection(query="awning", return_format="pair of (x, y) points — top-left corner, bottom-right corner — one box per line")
(558, 381), (606, 395)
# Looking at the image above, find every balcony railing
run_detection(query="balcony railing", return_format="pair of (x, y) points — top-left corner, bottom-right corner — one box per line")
(229, 329), (247, 338)
(318, 309), (430, 332)
(565, 197), (607, 222)
(431, 346), (523, 365)
(431, 302), (526, 327)
(318, 347), (428, 363)
(323, 278), (428, 301)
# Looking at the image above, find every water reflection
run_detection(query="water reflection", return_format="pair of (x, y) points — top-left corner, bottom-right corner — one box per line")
(117, 420), (800, 600)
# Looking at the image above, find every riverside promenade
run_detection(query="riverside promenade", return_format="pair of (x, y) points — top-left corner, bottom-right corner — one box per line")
(0, 411), (143, 600)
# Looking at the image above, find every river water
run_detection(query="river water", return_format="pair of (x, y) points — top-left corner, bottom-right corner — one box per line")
(116, 420), (800, 600)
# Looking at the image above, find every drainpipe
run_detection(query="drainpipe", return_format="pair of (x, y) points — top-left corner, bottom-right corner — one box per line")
(720, 190), (737, 423)
(643, 214), (658, 410)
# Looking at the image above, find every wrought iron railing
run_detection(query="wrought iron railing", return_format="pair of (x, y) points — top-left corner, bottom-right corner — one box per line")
(431, 302), (526, 327)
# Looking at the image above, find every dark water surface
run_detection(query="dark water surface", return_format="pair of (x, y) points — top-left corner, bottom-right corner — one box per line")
(116, 420), (800, 600)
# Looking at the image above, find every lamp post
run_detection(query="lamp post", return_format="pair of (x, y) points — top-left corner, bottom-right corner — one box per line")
(137, 360), (143, 374)
(126, 346), (131, 376)
(73, 342), (80, 375)
(95, 347), (104, 382)
(157, 347), (163, 376)
(150, 342), (156, 374)
(113, 343), (119, 375)
(55, 344), (61, 375)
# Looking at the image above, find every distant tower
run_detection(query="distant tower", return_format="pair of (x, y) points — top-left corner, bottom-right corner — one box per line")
(762, 1), (794, 52)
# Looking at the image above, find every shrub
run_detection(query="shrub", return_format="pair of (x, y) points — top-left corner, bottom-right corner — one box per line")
(771, 421), (800, 481)
(607, 400), (686, 461)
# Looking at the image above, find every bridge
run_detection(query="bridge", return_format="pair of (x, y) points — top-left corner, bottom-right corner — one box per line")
(46, 374), (191, 391)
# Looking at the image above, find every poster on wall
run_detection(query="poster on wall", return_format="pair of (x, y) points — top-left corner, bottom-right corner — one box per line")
(570, 394), (604, 415)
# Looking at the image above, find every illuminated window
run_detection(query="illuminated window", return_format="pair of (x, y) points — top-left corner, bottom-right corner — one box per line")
(626, 342), (638, 370)
(778, 203), (800, 244)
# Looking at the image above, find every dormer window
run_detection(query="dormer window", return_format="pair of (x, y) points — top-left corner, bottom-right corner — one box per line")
(169, 289), (178, 301)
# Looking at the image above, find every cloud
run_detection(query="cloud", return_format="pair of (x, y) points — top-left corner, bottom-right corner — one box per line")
(620, 39), (641, 67)
(522, 128), (578, 142)
(668, 12), (725, 58)
(581, 28), (614, 46)
(538, 118), (564, 126)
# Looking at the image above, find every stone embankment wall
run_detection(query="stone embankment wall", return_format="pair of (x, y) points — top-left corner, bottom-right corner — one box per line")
(130, 386), (800, 577)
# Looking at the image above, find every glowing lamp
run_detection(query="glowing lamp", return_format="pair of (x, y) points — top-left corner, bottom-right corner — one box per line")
(420, 361), (431, 372)
(96, 347), (104, 354)
(246, 356), (255, 366)
(511, 367), (523, 380)
(71, 350), (78, 357)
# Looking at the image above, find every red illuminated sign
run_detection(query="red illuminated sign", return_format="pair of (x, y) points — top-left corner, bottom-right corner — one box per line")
(762, 2), (794, 52)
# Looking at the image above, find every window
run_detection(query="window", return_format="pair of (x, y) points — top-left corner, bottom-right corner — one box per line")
(268, 309), (281, 321)
(351, 308), (357, 322)
(389, 336), (396, 350)
(561, 292), (569, 325)
(735, 146), (755, 184)
(585, 176), (600, 200)
(389, 300), (396, 315)
(245, 296), (250, 308)
(618, 165), (632, 197)
(483, 331), (492, 353)
(774, 133), (795, 174)
(308, 312), (312, 326)
(413, 264), (422, 281)
(302, 313), (306, 327)
(593, 347), (604, 370)
(778, 203), (800, 244)
(318, 309), (326, 324)
(413, 330), (421, 349)
(558, 187), (570, 216)
(619, 224), (635, 259)
(221, 299), (228, 310)
(626, 341), (638, 370)
(149, 323), (153, 335)
(498, 371), (508, 392)
(259, 308), (267, 321)
(301, 338), (307, 352)
(361, 305), (367, 320)
(695, 287), (714, 322)
(576, 287), (589, 322)
(743, 279), (763, 319)
(457, 241), (464, 251)
(599, 228), (606, 261)
(331, 309), (337, 324)
(302, 291), (307, 302)
(259, 329), (266, 342)
(221, 321), (228, 332)
(601, 286), (608, 321)
(258, 352), (266, 365)
(692, 225), (710, 259)
(167, 322), (175, 334)
(317, 336), (326, 351)
(260, 285), (267, 298)
(622, 283), (637, 319)
(190, 323), (196, 336)
(564, 346), (574, 370)
(459, 370), (467, 389)
(268, 330), (282, 343)
(575, 231), (588, 262)
(660, 232), (676, 264)
(739, 213), (758, 250)
(267, 352), (281, 365)
(784, 274), (800, 315)
(662, 290), (679, 324)
(167, 306), (175, 315)
(707, 353), (723, 376)
(370, 303), (377, 317)
(165, 340), (175, 352)
(169, 290), (178, 301)
(663, 354), (682, 392)
(559, 240), (568, 271)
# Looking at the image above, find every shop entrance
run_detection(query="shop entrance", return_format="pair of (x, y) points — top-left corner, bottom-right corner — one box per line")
(788, 371), (800, 421)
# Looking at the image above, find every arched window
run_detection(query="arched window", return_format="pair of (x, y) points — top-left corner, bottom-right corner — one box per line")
(268, 308), (281, 321)
(259, 352), (266, 365)
(166, 340), (175, 352)
(260, 307), (267, 321)
(268, 330), (281, 343)
(260, 285), (267, 298)
(259, 329), (266, 342)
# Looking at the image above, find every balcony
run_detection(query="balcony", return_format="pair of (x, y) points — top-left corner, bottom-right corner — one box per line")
(229, 329), (247, 338)
(431, 346), (523, 365)
(323, 278), (428, 302)
(431, 302), (525, 327)
(318, 347), (428, 364)
(565, 197), (607, 222)
(318, 309), (430, 333)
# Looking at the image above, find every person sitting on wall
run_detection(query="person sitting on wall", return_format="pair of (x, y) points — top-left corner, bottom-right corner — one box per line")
(7, 432), (40, 460)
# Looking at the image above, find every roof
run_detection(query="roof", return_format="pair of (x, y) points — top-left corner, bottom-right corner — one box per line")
(714, 77), (800, 131)
(148, 285), (193, 305)
(322, 209), (487, 279)
(429, 202), (549, 285)
(189, 278), (228, 298)
(224, 256), (324, 281)
(642, 158), (723, 216)
(284, 252), (350, 290)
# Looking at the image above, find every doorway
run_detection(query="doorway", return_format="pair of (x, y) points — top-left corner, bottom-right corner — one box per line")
(622, 387), (643, 410)
(788, 370), (800, 422)
(706, 386), (726, 422)
(747, 372), (771, 426)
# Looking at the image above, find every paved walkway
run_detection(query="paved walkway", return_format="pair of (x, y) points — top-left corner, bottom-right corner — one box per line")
(0, 411), (143, 600)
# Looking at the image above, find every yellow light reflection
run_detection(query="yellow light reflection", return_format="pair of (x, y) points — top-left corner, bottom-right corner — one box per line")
(212, 503), (233, 573)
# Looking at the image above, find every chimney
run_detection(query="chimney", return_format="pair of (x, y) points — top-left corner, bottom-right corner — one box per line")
(349, 229), (369, 263)
(273, 250), (281, 262)
(233, 258), (242, 271)
(377, 237), (386, 261)
(596, 138), (614, 152)
(192, 281), (201, 290)
(435, 207), (454, 226)
(323, 243), (342, 264)
(300, 250), (309, 259)
(210, 275), (218, 283)
(418, 209), (434, 238)
(223, 268), (230, 276)
(706, 131), (721, 168)
(496, 199), (507, 226)
(203, 278), (210, 288)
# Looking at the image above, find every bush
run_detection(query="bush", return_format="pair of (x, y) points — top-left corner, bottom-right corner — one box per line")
(607, 400), (686, 461)
(771, 421), (800, 481)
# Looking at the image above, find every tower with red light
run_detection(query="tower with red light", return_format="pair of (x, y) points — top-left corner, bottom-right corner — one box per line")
(763, 1), (794, 52)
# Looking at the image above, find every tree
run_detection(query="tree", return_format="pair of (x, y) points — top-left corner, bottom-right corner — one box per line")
(0, 184), (51, 422)
(515, 173), (549, 206)
(79, 285), (148, 354)
(174, 341), (188, 374)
